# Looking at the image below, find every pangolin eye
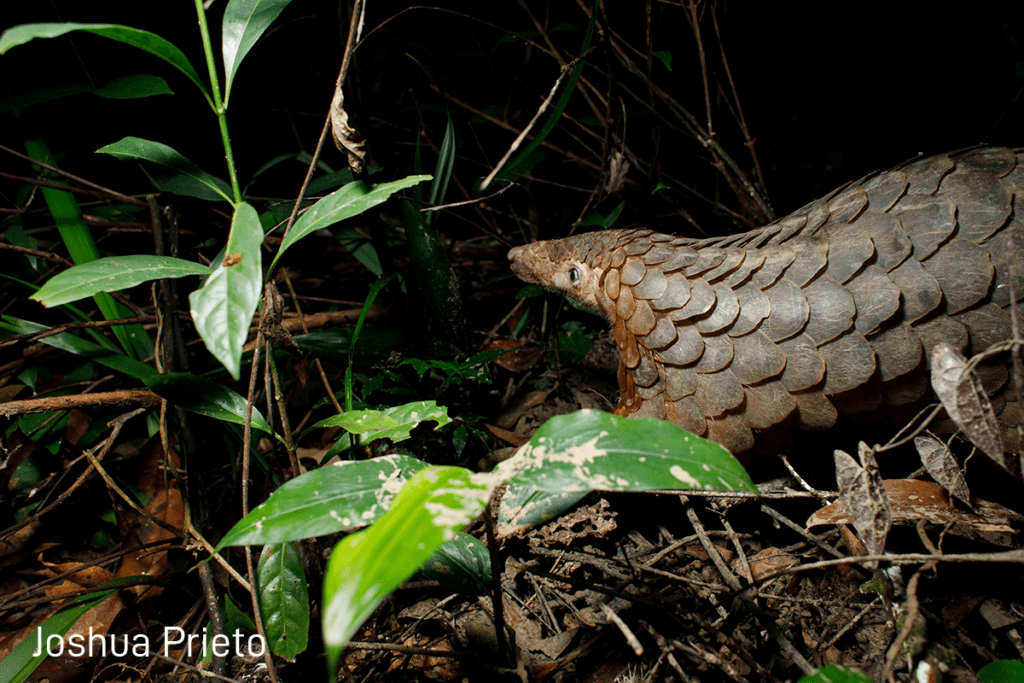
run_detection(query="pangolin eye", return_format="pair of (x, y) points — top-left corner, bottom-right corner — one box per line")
(568, 267), (580, 284)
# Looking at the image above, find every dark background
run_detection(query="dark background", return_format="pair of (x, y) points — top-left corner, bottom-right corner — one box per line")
(4, 2), (1022, 243)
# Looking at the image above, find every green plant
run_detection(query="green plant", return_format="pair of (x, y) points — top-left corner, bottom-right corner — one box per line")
(1, 11), (429, 382)
(219, 408), (756, 677)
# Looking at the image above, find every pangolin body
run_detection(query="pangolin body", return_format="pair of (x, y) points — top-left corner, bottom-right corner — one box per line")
(508, 147), (1024, 454)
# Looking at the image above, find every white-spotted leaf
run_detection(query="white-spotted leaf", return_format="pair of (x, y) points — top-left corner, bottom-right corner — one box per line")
(322, 466), (492, 677)
(313, 400), (451, 445)
(216, 455), (431, 548)
(495, 410), (756, 535)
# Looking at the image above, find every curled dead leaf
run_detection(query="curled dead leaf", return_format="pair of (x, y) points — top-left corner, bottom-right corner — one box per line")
(808, 479), (1023, 544)
(331, 87), (366, 173)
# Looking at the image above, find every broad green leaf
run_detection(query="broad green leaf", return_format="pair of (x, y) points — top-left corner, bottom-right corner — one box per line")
(979, 660), (1024, 683)
(216, 454), (430, 547)
(798, 666), (873, 683)
(222, 0), (292, 104)
(0, 23), (211, 108)
(94, 74), (174, 99)
(0, 75), (172, 114)
(32, 256), (210, 307)
(257, 543), (309, 661)
(421, 531), (491, 596)
(271, 175), (431, 271)
(97, 137), (232, 203)
(189, 203), (263, 379)
(145, 372), (274, 436)
(0, 317), (157, 382)
(0, 585), (120, 683)
(495, 410), (756, 534)
(313, 400), (451, 445)
(322, 466), (491, 676)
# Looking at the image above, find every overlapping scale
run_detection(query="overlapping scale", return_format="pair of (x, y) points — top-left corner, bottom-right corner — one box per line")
(507, 147), (1023, 453)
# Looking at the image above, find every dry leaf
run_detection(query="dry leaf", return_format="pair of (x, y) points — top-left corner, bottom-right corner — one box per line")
(931, 342), (967, 424)
(331, 87), (366, 173)
(929, 343), (1006, 467)
(914, 434), (973, 510)
(486, 339), (544, 373)
(953, 365), (1006, 468)
(833, 444), (891, 567)
(808, 480), (1023, 544)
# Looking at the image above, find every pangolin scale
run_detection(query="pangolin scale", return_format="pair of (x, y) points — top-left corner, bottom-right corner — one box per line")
(508, 147), (1024, 454)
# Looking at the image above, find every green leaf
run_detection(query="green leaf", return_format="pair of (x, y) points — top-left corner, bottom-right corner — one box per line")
(216, 454), (431, 547)
(495, 410), (756, 534)
(188, 203), (264, 380)
(0, 75), (172, 114)
(97, 137), (232, 202)
(292, 327), (408, 364)
(333, 227), (382, 276)
(32, 256), (209, 307)
(322, 466), (492, 676)
(403, 199), (464, 342)
(0, 585), (119, 683)
(979, 660), (1024, 683)
(427, 116), (455, 226)
(421, 531), (491, 596)
(94, 74), (174, 99)
(651, 49), (673, 71)
(0, 316), (157, 382)
(0, 23), (212, 108)
(24, 137), (153, 360)
(222, 595), (257, 634)
(798, 666), (873, 683)
(271, 175), (431, 271)
(313, 400), (451, 445)
(257, 542), (309, 661)
(145, 372), (274, 436)
(222, 0), (293, 104)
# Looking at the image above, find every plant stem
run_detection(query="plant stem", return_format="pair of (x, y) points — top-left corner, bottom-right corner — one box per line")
(192, 0), (243, 204)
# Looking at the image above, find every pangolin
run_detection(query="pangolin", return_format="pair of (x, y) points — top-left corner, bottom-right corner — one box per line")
(508, 147), (1023, 454)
